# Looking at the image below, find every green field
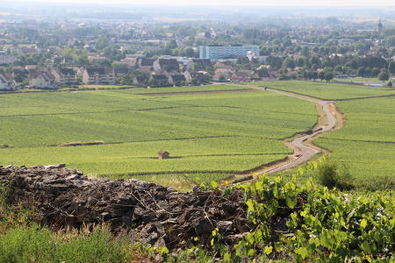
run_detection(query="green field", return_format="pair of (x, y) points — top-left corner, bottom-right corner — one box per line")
(0, 84), (317, 189)
(315, 97), (395, 186)
(334, 77), (387, 83)
(255, 80), (394, 100)
(260, 81), (395, 187)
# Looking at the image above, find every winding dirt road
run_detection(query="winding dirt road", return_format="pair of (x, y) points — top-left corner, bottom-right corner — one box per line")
(232, 87), (340, 182)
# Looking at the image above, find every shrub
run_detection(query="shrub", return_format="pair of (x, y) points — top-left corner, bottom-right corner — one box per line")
(316, 160), (354, 190)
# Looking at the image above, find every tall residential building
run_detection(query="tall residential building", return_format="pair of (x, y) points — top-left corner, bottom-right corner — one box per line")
(199, 45), (260, 59)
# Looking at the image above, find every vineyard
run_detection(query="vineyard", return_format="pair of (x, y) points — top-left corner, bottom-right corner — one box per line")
(257, 81), (395, 189)
(0, 84), (317, 189)
(1, 81), (395, 262)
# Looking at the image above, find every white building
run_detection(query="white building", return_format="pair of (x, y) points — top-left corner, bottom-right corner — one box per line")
(199, 45), (260, 60)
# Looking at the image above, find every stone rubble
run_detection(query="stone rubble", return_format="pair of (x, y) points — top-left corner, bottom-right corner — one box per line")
(0, 165), (252, 249)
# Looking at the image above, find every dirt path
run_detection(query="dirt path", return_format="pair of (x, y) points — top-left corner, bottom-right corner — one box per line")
(231, 87), (341, 182)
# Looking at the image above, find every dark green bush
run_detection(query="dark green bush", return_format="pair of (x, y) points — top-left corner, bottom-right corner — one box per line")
(316, 160), (354, 190)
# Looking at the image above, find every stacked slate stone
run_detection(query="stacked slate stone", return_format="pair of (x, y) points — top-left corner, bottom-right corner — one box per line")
(0, 165), (251, 249)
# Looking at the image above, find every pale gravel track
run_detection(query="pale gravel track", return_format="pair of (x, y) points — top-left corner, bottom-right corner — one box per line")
(233, 87), (338, 181)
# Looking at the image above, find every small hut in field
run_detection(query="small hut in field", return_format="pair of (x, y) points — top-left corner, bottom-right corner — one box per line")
(158, 150), (170, 159)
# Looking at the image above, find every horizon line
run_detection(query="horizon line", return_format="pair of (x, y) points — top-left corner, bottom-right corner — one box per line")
(3, 1), (395, 7)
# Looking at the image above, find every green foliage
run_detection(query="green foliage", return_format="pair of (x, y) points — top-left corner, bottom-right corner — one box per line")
(0, 226), (56, 263)
(0, 190), (151, 263)
(316, 160), (354, 190)
(0, 225), (133, 263)
(208, 172), (395, 262)
(378, 71), (390, 81)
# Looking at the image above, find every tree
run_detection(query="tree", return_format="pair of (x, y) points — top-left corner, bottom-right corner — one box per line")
(318, 71), (325, 81)
(266, 56), (283, 70)
(167, 40), (178, 49)
(357, 67), (366, 77)
(96, 37), (110, 50)
(256, 67), (269, 78)
(297, 57), (305, 67)
(13, 68), (28, 84)
(237, 57), (250, 65)
(387, 81), (392, 87)
(219, 75), (226, 82)
(324, 72), (334, 82)
(378, 71), (389, 81)
(386, 36), (395, 47)
(282, 57), (295, 69)
(184, 47), (196, 58)
(311, 71), (318, 80)
(103, 46), (125, 61)
(389, 61), (395, 74)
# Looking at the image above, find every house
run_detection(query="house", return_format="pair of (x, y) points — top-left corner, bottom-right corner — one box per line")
(169, 74), (187, 86)
(81, 67), (115, 85)
(119, 57), (138, 67)
(51, 68), (79, 86)
(338, 39), (355, 46)
(230, 70), (256, 82)
(153, 58), (179, 72)
(137, 58), (155, 73)
(184, 71), (193, 84)
(88, 56), (109, 63)
(29, 72), (56, 89)
(0, 73), (16, 90)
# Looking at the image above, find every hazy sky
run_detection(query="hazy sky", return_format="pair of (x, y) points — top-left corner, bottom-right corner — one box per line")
(10, 0), (395, 5)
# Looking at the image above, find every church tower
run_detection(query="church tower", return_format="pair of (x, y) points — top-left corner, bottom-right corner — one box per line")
(378, 19), (383, 34)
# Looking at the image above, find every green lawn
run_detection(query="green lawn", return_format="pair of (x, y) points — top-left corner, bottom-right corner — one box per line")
(0, 85), (317, 189)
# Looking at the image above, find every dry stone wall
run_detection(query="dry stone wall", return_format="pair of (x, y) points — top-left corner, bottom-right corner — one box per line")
(0, 165), (251, 249)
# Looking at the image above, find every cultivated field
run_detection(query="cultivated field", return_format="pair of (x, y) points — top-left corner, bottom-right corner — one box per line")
(256, 80), (394, 100)
(260, 81), (395, 188)
(315, 97), (395, 187)
(0, 84), (317, 189)
(334, 77), (386, 83)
